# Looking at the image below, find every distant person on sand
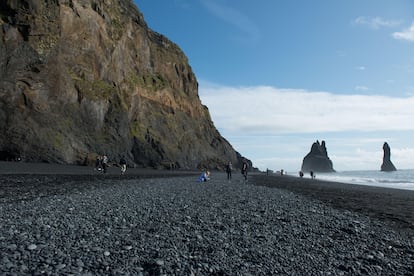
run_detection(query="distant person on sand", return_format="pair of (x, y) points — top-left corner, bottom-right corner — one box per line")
(102, 155), (109, 173)
(241, 160), (248, 182)
(119, 156), (127, 175)
(95, 155), (103, 172)
(310, 171), (315, 179)
(299, 171), (304, 178)
(226, 161), (232, 181)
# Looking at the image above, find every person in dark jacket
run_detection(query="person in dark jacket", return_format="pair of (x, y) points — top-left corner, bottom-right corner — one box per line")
(241, 160), (248, 182)
(120, 156), (127, 175)
(226, 161), (232, 181)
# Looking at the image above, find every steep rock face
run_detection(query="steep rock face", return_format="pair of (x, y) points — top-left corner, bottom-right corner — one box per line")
(381, 142), (397, 172)
(301, 140), (335, 173)
(0, 0), (249, 169)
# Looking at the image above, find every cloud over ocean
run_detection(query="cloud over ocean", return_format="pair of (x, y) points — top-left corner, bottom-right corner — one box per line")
(199, 81), (414, 171)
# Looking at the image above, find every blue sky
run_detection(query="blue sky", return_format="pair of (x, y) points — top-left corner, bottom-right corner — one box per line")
(135, 0), (414, 172)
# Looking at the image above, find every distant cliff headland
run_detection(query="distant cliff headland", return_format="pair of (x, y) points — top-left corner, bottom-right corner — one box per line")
(0, 0), (251, 170)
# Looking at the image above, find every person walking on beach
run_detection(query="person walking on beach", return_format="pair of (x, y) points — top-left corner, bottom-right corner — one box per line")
(102, 155), (109, 174)
(119, 156), (127, 175)
(95, 155), (103, 172)
(310, 171), (315, 179)
(226, 161), (232, 181)
(241, 160), (248, 182)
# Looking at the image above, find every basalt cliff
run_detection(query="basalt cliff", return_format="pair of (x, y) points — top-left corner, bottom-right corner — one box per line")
(0, 0), (250, 169)
(301, 140), (335, 173)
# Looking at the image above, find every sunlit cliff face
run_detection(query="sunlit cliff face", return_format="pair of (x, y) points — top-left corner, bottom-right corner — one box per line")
(0, 0), (250, 169)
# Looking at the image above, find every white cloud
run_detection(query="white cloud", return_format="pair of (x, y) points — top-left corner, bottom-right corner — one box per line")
(356, 66), (366, 71)
(392, 23), (414, 42)
(234, 134), (414, 172)
(173, 0), (191, 9)
(199, 83), (414, 135)
(336, 50), (347, 57)
(393, 148), (414, 166)
(200, 0), (260, 43)
(354, 85), (369, 92)
(199, 82), (414, 171)
(330, 149), (382, 171)
(353, 16), (402, 29)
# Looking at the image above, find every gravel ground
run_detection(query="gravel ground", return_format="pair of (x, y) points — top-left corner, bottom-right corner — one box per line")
(0, 172), (413, 275)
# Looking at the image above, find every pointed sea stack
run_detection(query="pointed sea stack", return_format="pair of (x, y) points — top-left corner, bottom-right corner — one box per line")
(301, 140), (335, 173)
(381, 142), (397, 171)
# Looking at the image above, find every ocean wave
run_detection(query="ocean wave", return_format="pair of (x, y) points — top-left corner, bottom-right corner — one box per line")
(314, 170), (414, 191)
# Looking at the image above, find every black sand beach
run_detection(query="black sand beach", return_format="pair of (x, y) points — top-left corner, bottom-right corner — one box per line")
(0, 162), (413, 274)
(254, 174), (414, 235)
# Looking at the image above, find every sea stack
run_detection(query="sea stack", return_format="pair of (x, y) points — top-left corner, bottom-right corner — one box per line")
(381, 142), (397, 172)
(301, 140), (335, 173)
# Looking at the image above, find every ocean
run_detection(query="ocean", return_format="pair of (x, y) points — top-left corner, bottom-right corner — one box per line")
(298, 169), (414, 191)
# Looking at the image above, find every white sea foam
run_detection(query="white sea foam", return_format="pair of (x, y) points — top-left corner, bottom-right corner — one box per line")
(309, 170), (414, 191)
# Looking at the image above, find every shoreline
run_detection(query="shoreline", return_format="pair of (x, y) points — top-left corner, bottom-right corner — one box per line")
(252, 173), (414, 235)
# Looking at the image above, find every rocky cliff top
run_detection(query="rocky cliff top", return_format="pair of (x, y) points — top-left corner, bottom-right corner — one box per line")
(0, 0), (250, 169)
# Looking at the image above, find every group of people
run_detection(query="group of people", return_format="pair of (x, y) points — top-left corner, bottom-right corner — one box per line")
(95, 155), (127, 175)
(94, 155), (250, 180)
(95, 155), (109, 173)
(199, 160), (249, 183)
(298, 170), (315, 179)
(226, 160), (248, 181)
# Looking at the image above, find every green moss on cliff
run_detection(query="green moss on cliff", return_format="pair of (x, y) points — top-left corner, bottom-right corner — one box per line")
(110, 18), (124, 40)
(117, 89), (130, 111)
(75, 79), (114, 100)
(52, 132), (65, 150)
(130, 121), (145, 138)
(128, 73), (167, 91)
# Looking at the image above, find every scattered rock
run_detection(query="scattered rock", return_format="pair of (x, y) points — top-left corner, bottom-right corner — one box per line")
(155, 259), (165, 266)
(0, 174), (412, 275)
(27, 244), (37, 251)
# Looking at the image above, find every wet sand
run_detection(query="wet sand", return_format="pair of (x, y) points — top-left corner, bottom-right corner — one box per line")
(252, 174), (414, 236)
